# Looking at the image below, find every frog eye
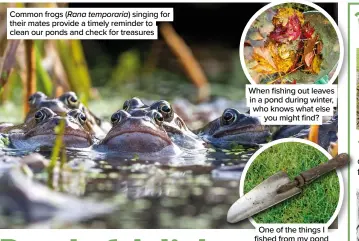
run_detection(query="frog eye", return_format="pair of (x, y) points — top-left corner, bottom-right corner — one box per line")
(111, 112), (122, 124)
(59, 92), (78, 108)
(123, 100), (129, 111)
(160, 104), (171, 113)
(68, 110), (86, 124)
(28, 95), (36, 105)
(221, 110), (236, 125)
(34, 110), (46, 123)
(77, 112), (87, 125)
(158, 102), (173, 120)
(28, 93), (42, 106)
(154, 112), (164, 125)
(67, 94), (78, 107)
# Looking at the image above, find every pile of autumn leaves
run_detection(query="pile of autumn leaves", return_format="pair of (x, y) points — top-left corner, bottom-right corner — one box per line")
(248, 8), (323, 83)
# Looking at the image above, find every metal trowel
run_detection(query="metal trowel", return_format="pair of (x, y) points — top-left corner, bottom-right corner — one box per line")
(227, 153), (349, 223)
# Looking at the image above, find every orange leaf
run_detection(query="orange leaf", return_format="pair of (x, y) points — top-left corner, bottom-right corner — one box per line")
(251, 46), (277, 74)
(251, 42), (296, 75)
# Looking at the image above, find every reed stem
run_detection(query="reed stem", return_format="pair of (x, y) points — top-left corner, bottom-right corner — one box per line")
(160, 23), (210, 103)
(24, 39), (36, 115)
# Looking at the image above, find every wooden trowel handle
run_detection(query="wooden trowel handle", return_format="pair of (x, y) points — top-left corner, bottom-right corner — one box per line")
(295, 153), (349, 187)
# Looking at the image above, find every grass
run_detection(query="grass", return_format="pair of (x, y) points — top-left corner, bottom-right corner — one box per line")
(243, 142), (340, 224)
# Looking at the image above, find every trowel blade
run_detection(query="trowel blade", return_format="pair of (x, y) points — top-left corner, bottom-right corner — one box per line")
(227, 171), (302, 223)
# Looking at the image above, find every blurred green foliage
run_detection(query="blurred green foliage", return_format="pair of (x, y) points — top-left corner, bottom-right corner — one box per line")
(89, 47), (247, 104)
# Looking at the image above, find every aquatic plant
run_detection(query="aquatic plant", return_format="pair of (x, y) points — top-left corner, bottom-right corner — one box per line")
(47, 115), (66, 189)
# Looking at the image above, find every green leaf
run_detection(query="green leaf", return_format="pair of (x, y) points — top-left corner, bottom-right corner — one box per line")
(35, 41), (53, 96)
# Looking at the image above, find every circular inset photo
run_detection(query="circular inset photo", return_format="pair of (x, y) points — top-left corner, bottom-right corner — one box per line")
(240, 0), (343, 84)
(231, 139), (344, 225)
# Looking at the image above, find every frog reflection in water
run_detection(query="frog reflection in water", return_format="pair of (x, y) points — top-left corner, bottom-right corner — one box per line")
(97, 109), (181, 157)
(122, 97), (205, 150)
(7, 107), (94, 151)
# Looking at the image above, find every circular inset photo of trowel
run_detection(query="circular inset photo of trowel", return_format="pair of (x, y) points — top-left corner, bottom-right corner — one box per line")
(227, 138), (347, 225)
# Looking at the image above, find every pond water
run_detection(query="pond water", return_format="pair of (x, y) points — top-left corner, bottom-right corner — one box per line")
(0, 146), (257, 229)
(0, 97), (257, 229)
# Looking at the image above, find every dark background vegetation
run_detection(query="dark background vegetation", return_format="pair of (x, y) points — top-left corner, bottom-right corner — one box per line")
(70, 2), (338, 90)
(0, 2), (338, 122)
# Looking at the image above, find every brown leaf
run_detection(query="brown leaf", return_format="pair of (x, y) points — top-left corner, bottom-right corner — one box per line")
(304, 51), (314, 67)
(302, 34), (323, 74)
(316, 41), (323, 55)
(303, 34), (318, 64)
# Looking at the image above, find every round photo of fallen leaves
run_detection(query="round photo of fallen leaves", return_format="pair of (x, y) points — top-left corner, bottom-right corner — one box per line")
(240, 1), (343, 84)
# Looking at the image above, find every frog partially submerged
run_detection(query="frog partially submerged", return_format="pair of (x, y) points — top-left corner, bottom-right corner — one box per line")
(58, 92), (111, 137)
(123, 97), (205, 150)
(96, 109), (181, 157)
(0, 92), (69, 133)
(195, 108), (272, 148)
(5, 107), (94, 151)
(1, 92), (108, 139)
(26, 92), (67, 121)
(196, 108), (338, 150)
